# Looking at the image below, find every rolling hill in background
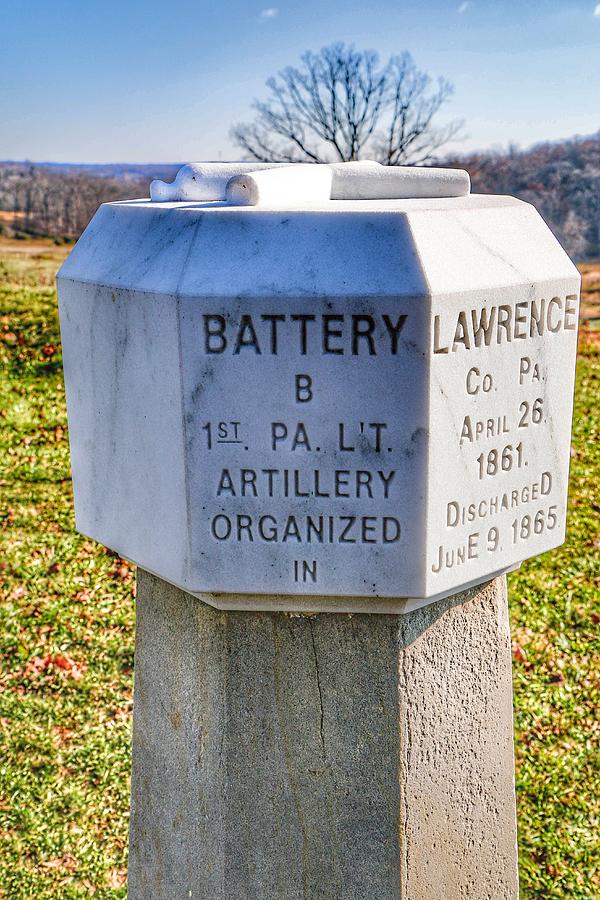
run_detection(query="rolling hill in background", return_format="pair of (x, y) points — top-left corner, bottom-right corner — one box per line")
(6, 161), (182, 181)
(0, 132), (598, 259)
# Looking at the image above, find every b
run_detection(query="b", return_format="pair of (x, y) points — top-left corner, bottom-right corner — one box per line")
(295, 374), (313, 403)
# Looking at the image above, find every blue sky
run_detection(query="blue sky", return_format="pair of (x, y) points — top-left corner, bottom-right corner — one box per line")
(1, 1), (599, 163)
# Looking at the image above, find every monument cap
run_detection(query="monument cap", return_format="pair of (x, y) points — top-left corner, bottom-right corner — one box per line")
(57, 162), (580, 613)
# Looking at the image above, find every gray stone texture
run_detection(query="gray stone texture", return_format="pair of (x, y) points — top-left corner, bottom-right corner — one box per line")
(128, 570), (519, 899)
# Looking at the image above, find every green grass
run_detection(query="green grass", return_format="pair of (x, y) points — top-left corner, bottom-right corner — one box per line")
(509, 322), (600, 897)
(0, 243), (131, 897)
(0, 240), (598, 897)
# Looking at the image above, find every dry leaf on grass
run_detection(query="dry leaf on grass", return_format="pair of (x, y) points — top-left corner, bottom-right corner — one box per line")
(106, 868), (127, 888)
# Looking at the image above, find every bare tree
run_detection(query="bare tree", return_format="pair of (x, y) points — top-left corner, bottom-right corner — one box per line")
(231, 43), (463, 165)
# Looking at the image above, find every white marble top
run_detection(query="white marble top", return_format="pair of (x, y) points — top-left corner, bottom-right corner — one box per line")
(57, 188), (580, 611)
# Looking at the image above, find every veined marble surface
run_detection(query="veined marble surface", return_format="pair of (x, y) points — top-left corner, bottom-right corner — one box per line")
(57, 189), (580, 611)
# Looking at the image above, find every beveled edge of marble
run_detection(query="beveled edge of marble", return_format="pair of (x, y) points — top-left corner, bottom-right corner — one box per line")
(95, 192), (525, 215)
(135, 563), (520, 615)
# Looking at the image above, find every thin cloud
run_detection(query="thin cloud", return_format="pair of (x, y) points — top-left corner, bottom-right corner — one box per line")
(458, 1), (470, 12)
(594, 4), (600, 15)
(260, 7), (279, 18)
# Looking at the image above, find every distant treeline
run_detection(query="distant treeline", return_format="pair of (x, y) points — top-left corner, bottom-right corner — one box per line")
(0, 133), (598, 258)
(448, 133), (600, 261)
(0, 163), (149, 241)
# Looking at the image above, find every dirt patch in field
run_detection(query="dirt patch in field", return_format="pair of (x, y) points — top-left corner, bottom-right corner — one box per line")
(0, 236), (72, 263)
(580, 261), (600, 342)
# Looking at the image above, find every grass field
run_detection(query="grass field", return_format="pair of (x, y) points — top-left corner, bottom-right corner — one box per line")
(0, 238), (598, 897)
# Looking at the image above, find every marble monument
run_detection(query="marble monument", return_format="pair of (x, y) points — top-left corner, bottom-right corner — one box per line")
(56, 161), (582, 899)
(57, 162), (580, 612)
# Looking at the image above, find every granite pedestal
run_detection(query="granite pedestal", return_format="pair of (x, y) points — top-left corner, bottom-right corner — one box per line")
(128, 569), (519, 900)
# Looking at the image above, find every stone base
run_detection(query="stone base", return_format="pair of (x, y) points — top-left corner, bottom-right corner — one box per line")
(128, 570), (519, 900)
